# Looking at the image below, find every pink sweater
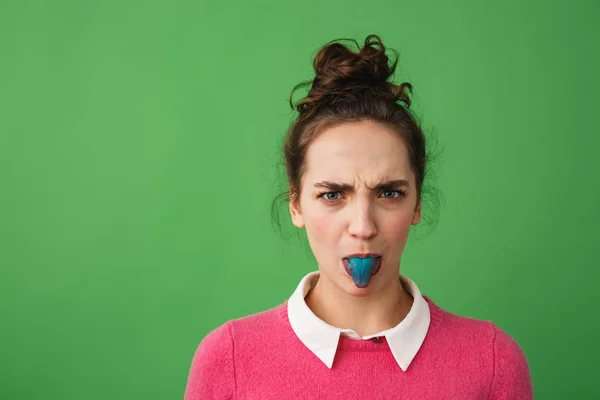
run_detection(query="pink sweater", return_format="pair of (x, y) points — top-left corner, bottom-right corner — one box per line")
(184, 296), (533, 399)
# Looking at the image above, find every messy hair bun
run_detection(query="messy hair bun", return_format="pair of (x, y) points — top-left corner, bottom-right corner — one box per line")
(292, 34), (413, 119)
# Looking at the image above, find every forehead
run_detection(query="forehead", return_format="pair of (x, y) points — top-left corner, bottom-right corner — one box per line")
(304, 120), (412, 184)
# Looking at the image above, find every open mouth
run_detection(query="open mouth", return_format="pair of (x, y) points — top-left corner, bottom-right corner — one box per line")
(342, 256), (382, 288)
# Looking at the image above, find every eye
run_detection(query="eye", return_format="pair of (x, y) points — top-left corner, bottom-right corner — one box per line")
(379, 190), (407, 199)
(316, 191), (343, 202)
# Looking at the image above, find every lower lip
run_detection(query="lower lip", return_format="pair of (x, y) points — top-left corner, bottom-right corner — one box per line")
(342, 257), (383, 278)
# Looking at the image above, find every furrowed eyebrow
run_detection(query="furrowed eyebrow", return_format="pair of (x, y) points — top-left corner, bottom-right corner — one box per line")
(313, 179), (409, 192)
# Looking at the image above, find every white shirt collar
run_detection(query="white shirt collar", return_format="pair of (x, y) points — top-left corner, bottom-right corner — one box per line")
(287, 271), (431, 371)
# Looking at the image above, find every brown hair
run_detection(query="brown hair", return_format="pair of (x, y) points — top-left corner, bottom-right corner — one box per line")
(272, 34), (440, 235)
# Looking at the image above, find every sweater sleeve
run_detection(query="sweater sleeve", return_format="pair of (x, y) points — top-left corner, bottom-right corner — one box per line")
(184, 321), (236, 400)
(488, 323), (533, 400)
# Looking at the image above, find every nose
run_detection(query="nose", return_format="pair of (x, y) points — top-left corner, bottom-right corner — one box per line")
(347, 200), (377, 240)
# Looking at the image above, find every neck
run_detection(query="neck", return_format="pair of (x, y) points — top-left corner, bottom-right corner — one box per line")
(305, 271), (414, 337)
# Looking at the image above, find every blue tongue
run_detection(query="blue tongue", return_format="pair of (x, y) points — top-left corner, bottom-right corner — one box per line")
(347, 257), (378, 288)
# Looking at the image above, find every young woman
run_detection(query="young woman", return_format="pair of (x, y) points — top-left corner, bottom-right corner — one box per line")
(184, 34), (533, 399)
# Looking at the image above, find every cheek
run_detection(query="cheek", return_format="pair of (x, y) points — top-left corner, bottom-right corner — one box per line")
(306, 212), (335, 244)
(304, 208), (339, 258)
(383, 211), (415, 240)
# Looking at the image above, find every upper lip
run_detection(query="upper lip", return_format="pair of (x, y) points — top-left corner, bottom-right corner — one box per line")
(343, 253), (381, 259)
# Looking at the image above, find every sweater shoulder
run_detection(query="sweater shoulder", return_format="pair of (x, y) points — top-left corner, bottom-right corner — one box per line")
(184, 302), (288, 399)
(425, 296), (500, 360)
(425, 295), (497, 342)
(228, 301), (289, 338)
(184, 321), (236, 399)
(428, 297), (527, 352)
(488, 324), (533, 399)
(425, 296), (533, 398)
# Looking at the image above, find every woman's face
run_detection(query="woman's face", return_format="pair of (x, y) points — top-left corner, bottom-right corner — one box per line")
(289, 120), (421, 297)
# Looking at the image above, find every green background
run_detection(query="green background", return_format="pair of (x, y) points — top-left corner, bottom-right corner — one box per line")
(1, 0), (598, 398)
